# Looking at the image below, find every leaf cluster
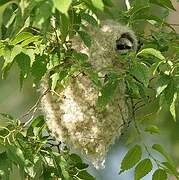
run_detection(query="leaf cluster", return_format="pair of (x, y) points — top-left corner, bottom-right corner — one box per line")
(0, 114), (94, 180)
(119, 144), (179, 180)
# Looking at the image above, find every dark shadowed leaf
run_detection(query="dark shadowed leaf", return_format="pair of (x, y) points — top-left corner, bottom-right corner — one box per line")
(6, 145), (25, 168)
(15, 53), (31, 89)
(130, 62), (150, 87)
(81, 13), (98, 27)
(31, 55), (47, 85)
(150, 0), (175, 10)
(97, 73), (119, 109)
(78, 31), (91, 48)
(77, 170), (95, 180)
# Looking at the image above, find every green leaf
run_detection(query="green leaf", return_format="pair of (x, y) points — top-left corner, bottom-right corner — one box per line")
(119, 145), (142, 174)
(53, 0), (72, 15)
(164, 79), (175, 106)
(30, 115), (45, 128)
(34, 0), (53, 26)
(0, 1), (17, 38)
(10, 32), (33, 45)
(76, 163), (89, 170)
(85, 68), (102, 88)
(78, 31), (91, 48)
(155, 75), (170, 97)
(103, 0), (113, 7)
(81, 13), (98, 27)
(91, 0), (104, 11)
(150, 0), (175, 10)
(137, 48), (165, 60)
(0, 152), (12, 179)
(144, 15), (174, 30)
(31, 55), (47, 85)
(152, 144), (174, 165)
(97, 73), (119, 109)
(73, 51), (88, 64)
(128, 0), (150, 18)
(20, 36), (40, 47)
(145, 125), (160, 134)
(130, 62), (150, 87)
(6, 145), (25, 168)
(50, 73), (59, 91)
(170, 92), (177, 121)
(135, 159), (153, 180)
(15, 53), (31, 89)
(50, 152), (63, 178)
(2, 45), (22, 79)
(60, 14), (69, 42)
(161, 162), (179, 178)
(69, 153), (82, 164)
(27, 115), (45, 136)
(150, 61), (163, 76)
(77, 170), (95, 180)
(152, 169), (167, 180)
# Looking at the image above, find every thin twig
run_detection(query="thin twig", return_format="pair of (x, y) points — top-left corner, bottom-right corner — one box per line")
(125, 0), (131, 11)
(169, 23), (179, 27)
(21, 88), (49, 127)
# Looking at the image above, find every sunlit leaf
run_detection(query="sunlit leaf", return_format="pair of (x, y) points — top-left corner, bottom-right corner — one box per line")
(169, 92), (177, 121)
(91, 0), (104, 11)
(53, 0), (72, 15)
(135, 159), (153, 180)
(10, 32), (33, 45)
(137, 48), (165, 60)
(119, 145), (142, 174)
(152, 169), (167, 180)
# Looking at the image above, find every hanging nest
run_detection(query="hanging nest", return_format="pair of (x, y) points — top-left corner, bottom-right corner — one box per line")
(40, 20), (137, 169)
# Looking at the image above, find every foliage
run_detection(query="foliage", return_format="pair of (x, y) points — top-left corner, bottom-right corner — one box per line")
(0, 0), (179, 179)
(0, 114), (93, 180)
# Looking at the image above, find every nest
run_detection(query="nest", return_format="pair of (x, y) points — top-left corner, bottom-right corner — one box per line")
(40, 20), (137, 168)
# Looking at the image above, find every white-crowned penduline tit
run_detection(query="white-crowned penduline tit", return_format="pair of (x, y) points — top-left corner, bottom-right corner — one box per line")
(40, 20), (138, 169)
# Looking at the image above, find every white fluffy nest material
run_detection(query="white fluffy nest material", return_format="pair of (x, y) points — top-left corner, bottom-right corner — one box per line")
(40, 20), (137, 169)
